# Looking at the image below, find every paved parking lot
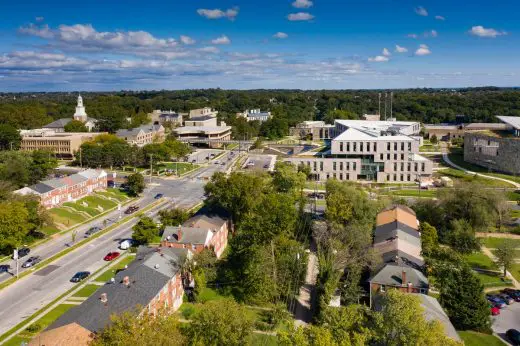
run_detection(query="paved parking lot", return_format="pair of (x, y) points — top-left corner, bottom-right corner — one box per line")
(492, 299), (520, 344)
(243, 154), (276, 172)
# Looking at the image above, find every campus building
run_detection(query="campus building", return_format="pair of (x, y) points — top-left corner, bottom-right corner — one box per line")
(284, 119), (432, 183)
(237, 109), (272, 122)
(14, 169), (107, 209)
(149, 109), (184, 126)
(463, 116), (520, 175)
(289, 121), (335, 140)
(20, 131), (105, 158)
(189, 107), (218, 119)
(115, 124), (165, 146)
(43, 95), (97, 132)
(424, 122), (509, 141)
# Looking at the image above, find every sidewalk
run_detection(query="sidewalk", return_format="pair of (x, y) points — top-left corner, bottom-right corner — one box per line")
(481, 246), (520, 289)
(294, 240), (319, 327)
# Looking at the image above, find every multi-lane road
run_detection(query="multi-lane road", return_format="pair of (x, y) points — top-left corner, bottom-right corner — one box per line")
(0, 149), (238, 336)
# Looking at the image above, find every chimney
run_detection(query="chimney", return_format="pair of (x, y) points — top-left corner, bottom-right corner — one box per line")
(407, 282), (413, 293)
(123, 276), (130, 286)
(100, 293), (108, 305)
(401, 270), (407, 286)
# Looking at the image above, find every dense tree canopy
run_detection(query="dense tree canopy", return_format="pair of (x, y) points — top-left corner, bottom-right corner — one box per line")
(64, 119), (88, 132)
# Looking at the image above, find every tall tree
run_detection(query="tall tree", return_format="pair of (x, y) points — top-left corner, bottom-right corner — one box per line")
(132, 217), (158, 244)
(126, 173), (145, 196)
(159, 208), (190, 226)
(0, 124), (22, 150)
(64, 119), (88, 132)
(420, 222), (439, 256)
(495, 240), (516, 278)
(183, 299), (254, 346)
(0, 201), (30, 254)
(29, 150), (58, 184)
(444, 219), (480, 254)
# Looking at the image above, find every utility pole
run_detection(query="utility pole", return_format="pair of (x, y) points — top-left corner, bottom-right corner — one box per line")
(149, 154), (153, 184)
(384, 92), (388, 121)
(390, 91), (393, 119)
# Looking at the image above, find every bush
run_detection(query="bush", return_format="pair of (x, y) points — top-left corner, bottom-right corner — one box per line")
(181, 305), (196, 319)
(26, 323), (41, 333)
(129, 246), (138, 253)
(254, 320), (274, 331)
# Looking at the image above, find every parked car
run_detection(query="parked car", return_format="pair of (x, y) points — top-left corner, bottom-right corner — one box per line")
(104, 252), (120, 261)
(487, 295), (506, 308)
(124, 205), (139, 214)
(503, 289), (520, 302)
(154, 193), (164, 199)
(70, 271), (90, 283)
(119, 239), (137, 250)
(490, 305), (500, 316)
(14, 247), (30, 259)
(506, 329), (520, 345)
(263, 164), (269, 169)
(84, 226), (102, 238)
(499, 293), (515, 305)
(0, 264), (10, 273)
(21, 256), (41, 268)
(247, 161), (255, 166)
(221, 162), (226, 166)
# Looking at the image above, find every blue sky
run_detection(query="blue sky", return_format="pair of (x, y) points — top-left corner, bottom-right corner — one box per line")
(0, 0), (517, 90)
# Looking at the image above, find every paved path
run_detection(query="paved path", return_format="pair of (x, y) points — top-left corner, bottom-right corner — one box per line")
(441, 152), (520, 188)
(481, 246), (520, 289)
(294, 240), (318, 327)
(477, 233), (520, 239)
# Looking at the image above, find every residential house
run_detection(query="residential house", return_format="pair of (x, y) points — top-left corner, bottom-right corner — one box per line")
(376, 205), (419, 231)
(115, 124), (165, 147)
(32, 247), (190, 344)
(161, 209), (230, 258)
(14, 169), (107, 209)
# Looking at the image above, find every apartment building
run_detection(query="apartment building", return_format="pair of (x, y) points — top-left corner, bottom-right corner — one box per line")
(237, 109), (272, 122)
(284, 119), (432, 183)
(115, 124), (165, 146)
(20, 131), (104, 158)
(14, 169), (107, 209)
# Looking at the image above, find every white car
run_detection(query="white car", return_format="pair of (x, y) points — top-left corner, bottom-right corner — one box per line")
(119, 239), (136, 250)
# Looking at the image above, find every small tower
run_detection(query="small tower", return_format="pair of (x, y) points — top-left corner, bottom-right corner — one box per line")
(73, 94), (88, 122)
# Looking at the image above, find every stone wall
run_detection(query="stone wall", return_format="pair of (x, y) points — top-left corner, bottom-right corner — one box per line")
(464, 133), (520, 174)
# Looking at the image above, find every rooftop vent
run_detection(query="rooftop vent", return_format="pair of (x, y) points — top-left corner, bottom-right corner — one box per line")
(154, 264), (160, 269)
(100, 293), (108, 305)
(123, 276), (130, 286)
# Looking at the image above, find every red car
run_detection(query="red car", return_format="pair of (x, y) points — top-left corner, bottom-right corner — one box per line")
(103, 252), (120, 261)
(491, 306), (500, 316)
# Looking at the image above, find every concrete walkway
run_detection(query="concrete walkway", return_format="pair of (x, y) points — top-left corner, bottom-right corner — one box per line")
(441, 152), (520, 188)
(481, 246), (520, 289)
(294, 240), (319, 327)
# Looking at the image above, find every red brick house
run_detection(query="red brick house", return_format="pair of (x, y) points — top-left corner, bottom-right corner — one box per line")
(161, 211), (230, 258)
(32, 247), (190, 343)
(14, 169), (107, 209)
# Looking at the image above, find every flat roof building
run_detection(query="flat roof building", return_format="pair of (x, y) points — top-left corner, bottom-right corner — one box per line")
(20, 131), (105, 158)
(237, 109), (272, 122)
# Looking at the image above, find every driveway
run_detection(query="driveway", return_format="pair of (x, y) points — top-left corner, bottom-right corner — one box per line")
(492, 301), (520, 344)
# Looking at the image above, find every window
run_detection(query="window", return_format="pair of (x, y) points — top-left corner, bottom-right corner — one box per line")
(394, 154), (397, 160)
(380, 285), (386, 292)
(339, 173), (343, 180)
(353, 142), (357, 151)
(387, 174), (390, 181)
(387, 153), (390, 160)
(415, 163), (418, 171)
(347, 142), (350, 151)
(401, 153), (404, 161)
(339, 162), (343, 170)
(313, 161), (317, 171)
(407, 162), (411, 171)
(401, 163), (404, 171)
(421, 163), (425, 172)
(347, 162), (350, 171)
(320, 161), (324, 171)
(340, 142), (343, 152)
(333, 162), (337, 170)
(408, 142), (412, 150)
(401, 142), (404, 151)
(400, 174), (404, 181)
(393, 174), (397, 181)
(353, 162), (357, 170)
(347, 174), (350, 180)
(407, 174), (411, 181)
(360, 142), (363, 152)
(380, 153), (384, 160)
(394, 163), (397, 171)
(394, 143), (397, 150)
(387, 142), (391, 150)
(333, 173), (337, 179)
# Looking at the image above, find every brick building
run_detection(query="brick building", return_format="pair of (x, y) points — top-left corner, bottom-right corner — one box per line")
(14, 169), (107, 209)
(32, 247), (190, 345)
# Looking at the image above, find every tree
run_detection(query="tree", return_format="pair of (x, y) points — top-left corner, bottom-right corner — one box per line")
(126, 173), (145, 196)
(0, 201), (30, 254)
(420, 222), (439, 256)
(495, 240), (515, 278)
(439, 265), (491, 333)
(430, 134), (438, 144)
(444, 219), (480, 254)
(0, 124), (21, 150)
(251, 137), (263, 149)
(183, 299), (254, 346)
(272, 162), (306, 195)
(159, 208), (190, 226)
(132, 217), (158, 244)
(374, 289), (462, 346)
(92, 310), (185, 346)
(64, 119), (88, 132)
(29, 150), (58, 184)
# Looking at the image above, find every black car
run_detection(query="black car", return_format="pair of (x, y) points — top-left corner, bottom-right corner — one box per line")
(84, 226), (102, 237)
(154, 193), (164, 199)
(70, 271), (90, 283)
(14, 247), (30, 259)
(506, 329), (520, 345)
(124, 205), (139, 214)
(21, 256), (41, 268)
(0, 264), (10, 273)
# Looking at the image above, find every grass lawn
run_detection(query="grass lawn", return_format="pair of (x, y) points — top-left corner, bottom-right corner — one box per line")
(475, 271), (512, 288)
(304, 181), (325, 190)
(82, 195), (117, 211)
(511, 209), (520, 219)
(197, 288), (228, 303)
(509, 263), (520, 282)
(95, 255), (136, 282)
(438, 168), (515, 188)
(63, 202), (100, 217)
(250, 333), (278, 346)
(480, 237), (520, 248)
(3, 335), (31, 346)
(72, 284), (100, 298)
(448, 151), (520, 184)
(507, 191), (520, 202)
(387, 189), (437, 198)
(465, 252), (498, 270)
(39, 226), (61, 237)
(458, 331), (504, 346)
(49, 208), (87, 226)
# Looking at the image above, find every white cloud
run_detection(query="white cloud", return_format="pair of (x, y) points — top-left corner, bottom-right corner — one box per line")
(469, 26), (507, 38)
(199, 46), (220, 54)
(368, 55), (389, 62)
(395, 45), (408, 53)
(273, 32), (288, 39)
(382, 48), (391, 57)
(415, 6), (428, 16)
(292, 0), (313, 8)
(288, 12), (314, 21)
(407, 33), (418, 39)
(435, 15), (445, 21)
(197, 7), (239, 20)
(18, 23), (54, 39)
(211, 35), (231, 45)
(415, 44), (431, 56)
(180, 35), (195, 45)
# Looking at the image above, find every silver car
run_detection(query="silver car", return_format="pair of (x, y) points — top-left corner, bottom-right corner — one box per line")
(22, 256), (41, 268)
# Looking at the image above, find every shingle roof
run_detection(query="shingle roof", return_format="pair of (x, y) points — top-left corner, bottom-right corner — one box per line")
(375, 221), (419, 240)
(416, 294), (461, 341)
(381, 250), (424, 269)
(183, 214), (227, 230)
(48, 249), (184, 333)
(29, 183), (55, 194)
(369, 263), (428, 289)
(380, 204), (416, 216)
(29, 322), (93, 346)
(162, 226), (211, 245)
(374, 228), (421, 247)
(43, 118), (72, 129)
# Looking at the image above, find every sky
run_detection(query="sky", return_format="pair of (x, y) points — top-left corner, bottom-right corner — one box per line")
(0, 0), (517, 91)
